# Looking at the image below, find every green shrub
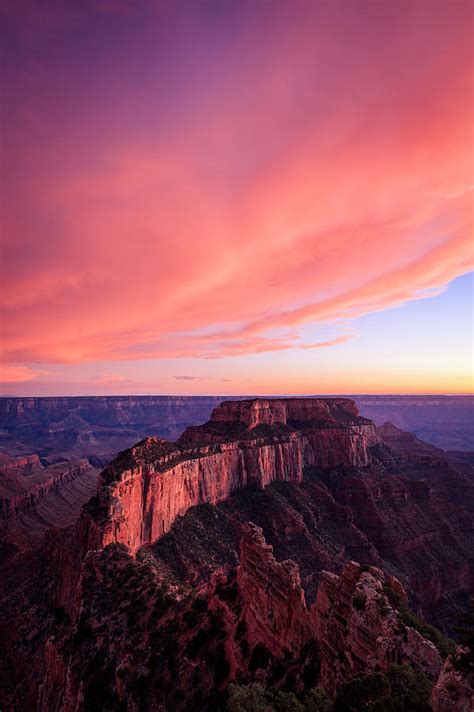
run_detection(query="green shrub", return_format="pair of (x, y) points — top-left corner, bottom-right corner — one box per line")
(274, 690), (305, 712)
(453, 598), (474, 673)
(226, 683), (274, 712)
(382, 586), (455, 658)
(398, 609), (455, 658)
(333, 665), (432, 712)
(304, 687), (333, 712)
(334, 671), (390, 711)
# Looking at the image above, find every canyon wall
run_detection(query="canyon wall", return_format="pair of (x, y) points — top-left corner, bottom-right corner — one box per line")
(87, 399), (380, 554)
(236, 523), (443, 696)
(314, 562), (442, 697)
(0, 457), (92, 520)
(0, 395), (235, 460)
(237, 523), (312, 657)
(1, 394), (472, 459)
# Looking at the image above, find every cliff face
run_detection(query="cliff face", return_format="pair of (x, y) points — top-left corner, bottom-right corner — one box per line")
(209, 397), (361, 427)
(236, 525), (443, 696)
(87, 399), (379, 554)
(314, 562), (442, 697)
(237, 523), (312, 658)
(0, 458), (92, 521)
(77, 398), (472, 625)
(377, 422), (474, 514)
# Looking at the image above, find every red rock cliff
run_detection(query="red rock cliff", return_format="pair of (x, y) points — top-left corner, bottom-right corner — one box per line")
(237, 523), (312, 657)
(0, 457), (92, 520)
(86, 399), (380, 554)
(235, 524), (443, 697)
(314, 561), (443, 697)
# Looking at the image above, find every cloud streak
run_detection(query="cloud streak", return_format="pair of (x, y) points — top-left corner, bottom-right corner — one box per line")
(1, 1), (472, 389)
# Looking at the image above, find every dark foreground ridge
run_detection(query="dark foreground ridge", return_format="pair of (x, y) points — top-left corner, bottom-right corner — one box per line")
(1, 398), (473, 711)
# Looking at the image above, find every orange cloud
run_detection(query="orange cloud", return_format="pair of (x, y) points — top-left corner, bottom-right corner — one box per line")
(0, 365), (46, 383)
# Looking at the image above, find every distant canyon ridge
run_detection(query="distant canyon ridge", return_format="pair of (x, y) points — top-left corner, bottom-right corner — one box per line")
(1, 395), (472, 464)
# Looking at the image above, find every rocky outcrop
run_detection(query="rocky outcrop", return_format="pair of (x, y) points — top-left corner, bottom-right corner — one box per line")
(86, 399), (380, 554)
(237, 523), (312, 657)
(314, 561), (443, 697)
(236, 525), (444, 698)
(377, 421), (442, 456)
(0, 458), (92, 520)
(431, 655), (474, 711)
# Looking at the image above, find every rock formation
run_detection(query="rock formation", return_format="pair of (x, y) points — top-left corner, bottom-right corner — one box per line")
(0, 456), (92, 520)
(0, 395), (238, 461)
(314, 562), (442, 697)
(377, 421), (474, 513)
(236, 524), (443, 697)
(84, 399), (379, 554)
(0, 454), (99, 563)
(237, 523), (312, 657)
(431, 654), (474, 711)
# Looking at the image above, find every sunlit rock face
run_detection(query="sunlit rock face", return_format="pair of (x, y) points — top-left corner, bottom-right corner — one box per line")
(89, 399), (380, 554)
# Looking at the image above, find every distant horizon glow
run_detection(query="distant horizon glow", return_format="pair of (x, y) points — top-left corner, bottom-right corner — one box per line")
(1, 1), (473, 396)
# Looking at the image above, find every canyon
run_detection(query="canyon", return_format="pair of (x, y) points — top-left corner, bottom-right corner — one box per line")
(1, 396), (472, 460)
(1, 395), (472, 557)
(0, 397), (473, 711)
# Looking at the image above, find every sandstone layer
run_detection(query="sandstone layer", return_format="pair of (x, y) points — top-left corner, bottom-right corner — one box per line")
(87, 399), (379, 554)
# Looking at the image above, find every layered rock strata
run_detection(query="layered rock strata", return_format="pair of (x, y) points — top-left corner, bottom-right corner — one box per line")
(236, 524), (443, 696)
(237, 523), (312, 657)
(314, 561), (442, 696)
(87, 399), (379, 554)
(1, 398), (472, 711)
(0, 457), (92, 520)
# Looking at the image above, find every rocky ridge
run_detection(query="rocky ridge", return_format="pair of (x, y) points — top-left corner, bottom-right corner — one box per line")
(84, 399), (379, 554)
(0, 456), (92, 521)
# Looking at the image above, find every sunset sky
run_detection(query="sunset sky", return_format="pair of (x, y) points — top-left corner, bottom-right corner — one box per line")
(1, 0), (473, 396)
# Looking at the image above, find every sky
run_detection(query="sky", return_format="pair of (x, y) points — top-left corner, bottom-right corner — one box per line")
(1, 0), (473, 396)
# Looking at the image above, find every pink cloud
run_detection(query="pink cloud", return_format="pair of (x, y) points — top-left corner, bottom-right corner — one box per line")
(96, 374), (128, 384)
(0, 365), (47, 383)
(1, 1), (472, 369)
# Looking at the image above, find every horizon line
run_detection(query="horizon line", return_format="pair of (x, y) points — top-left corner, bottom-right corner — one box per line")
(1, 392), (473, 399)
